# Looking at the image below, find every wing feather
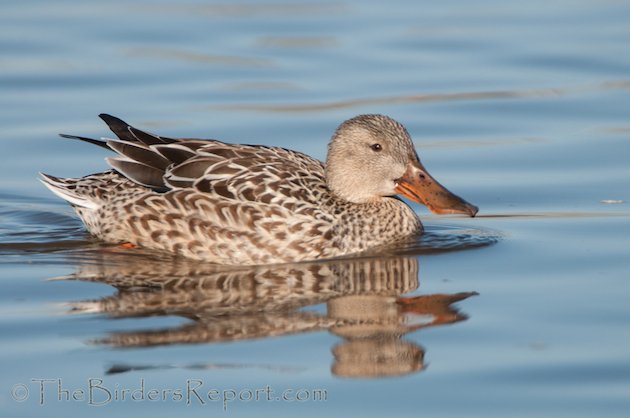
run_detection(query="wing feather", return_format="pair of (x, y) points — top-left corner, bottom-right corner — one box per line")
(106, 157), (167, 190)
(107, 140), (170, 170)
(63, 114), (328, 206)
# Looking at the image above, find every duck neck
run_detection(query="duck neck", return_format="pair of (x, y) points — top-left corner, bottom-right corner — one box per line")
(325, 170), (376, 204)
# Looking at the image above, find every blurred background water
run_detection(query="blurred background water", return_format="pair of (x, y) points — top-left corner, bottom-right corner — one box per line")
(1, 0), (630, 416)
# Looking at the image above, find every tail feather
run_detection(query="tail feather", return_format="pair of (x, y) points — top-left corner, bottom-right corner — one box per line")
(38, 173), (98, 209)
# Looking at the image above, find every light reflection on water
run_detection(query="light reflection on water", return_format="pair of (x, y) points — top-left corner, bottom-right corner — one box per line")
(59, 251), (477, 379)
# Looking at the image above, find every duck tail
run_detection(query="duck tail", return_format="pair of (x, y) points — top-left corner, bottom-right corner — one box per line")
(38, 173), (98, 209)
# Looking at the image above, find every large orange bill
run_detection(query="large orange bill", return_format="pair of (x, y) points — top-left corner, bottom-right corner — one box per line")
(394, 162), (478, 217)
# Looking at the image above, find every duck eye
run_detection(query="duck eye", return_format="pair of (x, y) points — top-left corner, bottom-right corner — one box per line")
(370, 143), (382, 152)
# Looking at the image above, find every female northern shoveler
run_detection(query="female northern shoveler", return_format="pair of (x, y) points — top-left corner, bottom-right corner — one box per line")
(40, 114), (477, 264)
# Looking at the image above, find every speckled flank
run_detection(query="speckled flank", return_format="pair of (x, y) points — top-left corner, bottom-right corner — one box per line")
(41, 114), (422, 264)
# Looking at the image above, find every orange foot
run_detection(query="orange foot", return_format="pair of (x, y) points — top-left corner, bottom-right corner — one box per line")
(119, 242), (137, 249)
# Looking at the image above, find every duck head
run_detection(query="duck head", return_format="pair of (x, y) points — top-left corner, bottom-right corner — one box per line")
(325, 114), (478, 216)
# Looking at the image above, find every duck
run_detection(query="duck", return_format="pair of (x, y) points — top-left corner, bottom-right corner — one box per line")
(40, 114), (478, 265)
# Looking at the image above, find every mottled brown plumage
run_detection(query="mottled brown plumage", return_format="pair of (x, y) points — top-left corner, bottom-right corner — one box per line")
(41, 114), (477, 264)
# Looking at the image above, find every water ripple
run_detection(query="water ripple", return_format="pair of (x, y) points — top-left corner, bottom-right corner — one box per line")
(205, 79), (630, 113)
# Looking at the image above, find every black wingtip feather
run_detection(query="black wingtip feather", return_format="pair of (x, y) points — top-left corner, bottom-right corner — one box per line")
(59, 133), (110, 150)
(98, 113), (128, 126)
(98, 113), (136, 142)
(98, 114), (178, 146)
(129, 126), (172, 146)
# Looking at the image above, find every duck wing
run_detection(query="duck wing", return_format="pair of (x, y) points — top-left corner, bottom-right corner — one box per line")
(165, 144), (327, 210)
(64, 114), (328, 207)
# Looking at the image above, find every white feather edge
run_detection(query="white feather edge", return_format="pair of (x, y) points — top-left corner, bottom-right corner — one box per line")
(38, 173), (98, 209)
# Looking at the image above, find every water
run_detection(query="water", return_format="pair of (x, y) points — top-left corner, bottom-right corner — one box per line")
(1, 0), (630, 416)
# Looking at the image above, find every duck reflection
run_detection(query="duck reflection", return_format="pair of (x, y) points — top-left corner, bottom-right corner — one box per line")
(62, 250), (476, 378)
